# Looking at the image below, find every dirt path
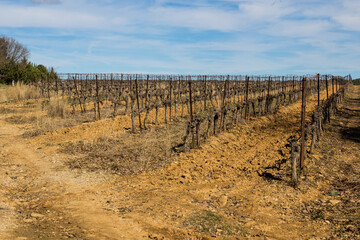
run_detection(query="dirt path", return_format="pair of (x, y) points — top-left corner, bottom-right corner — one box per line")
(0, 85), (358, 239)
(0, 117), (148, 239)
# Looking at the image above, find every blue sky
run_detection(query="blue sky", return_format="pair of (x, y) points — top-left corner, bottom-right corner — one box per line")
(0, 0), (359, 78)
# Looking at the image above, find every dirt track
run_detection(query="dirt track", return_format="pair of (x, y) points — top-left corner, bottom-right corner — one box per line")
(0, 85), (359, 239)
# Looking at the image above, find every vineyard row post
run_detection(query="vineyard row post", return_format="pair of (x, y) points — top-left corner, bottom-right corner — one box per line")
(326, 75), (331, 123)
(169, 78), (172, 121)
(317, 73), (320, 106)
(188, 78), (195, 149)
(245, 76), (249, 119)
(135, 76), (142, 129)
(325, 75), (329, 99)
(95, 74), (101, 120)
(300, 77), (307, 169)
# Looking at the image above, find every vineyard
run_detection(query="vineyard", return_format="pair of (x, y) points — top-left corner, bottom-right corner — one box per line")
(33, 73), (347, 150)
(0, 73), (358, 239)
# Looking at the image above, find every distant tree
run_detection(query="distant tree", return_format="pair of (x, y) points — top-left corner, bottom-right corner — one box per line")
(0, 36), (30, 65)
(0, 38), (7, 67)
(0, 36), (56, 85)
(49, 67), (58, 79)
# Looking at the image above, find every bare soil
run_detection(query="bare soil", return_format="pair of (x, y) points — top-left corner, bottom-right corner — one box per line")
(0, 86), (358, 239)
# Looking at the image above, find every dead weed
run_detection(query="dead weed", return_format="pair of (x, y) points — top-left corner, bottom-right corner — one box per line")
(61, 122), (186, 175)
(0, 82), (39, 102)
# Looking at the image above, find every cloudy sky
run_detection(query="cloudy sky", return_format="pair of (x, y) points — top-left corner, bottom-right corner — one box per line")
(0, 0), (359, 77)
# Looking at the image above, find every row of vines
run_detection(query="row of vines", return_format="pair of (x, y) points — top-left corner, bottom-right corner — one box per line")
(32, 73), (347, 151)
(290, 76), (351, 185)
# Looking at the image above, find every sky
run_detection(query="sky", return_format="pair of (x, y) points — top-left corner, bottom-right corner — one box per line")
(0, 0), (359, 78)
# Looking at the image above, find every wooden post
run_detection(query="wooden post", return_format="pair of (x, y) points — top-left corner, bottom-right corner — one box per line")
(220, 77), (227, 130)
(245, 76), (249, 119)
(291, 140), (299, 186)
(326, 75), (330, 123)
(332, 77), (335, 95)
(204, 75), (207, 110)
(325, 75), (329, 99)
(169, 78), (172, 121)
(95, 74), (101, 120)
(266, 76), (271, 113)
(300, 77), (307, 169)
(292, 76), (295, 91)
(145, 75), (149, 103)
(188, 77), (195, 148)
(317, 73), (320, 106)
(135, 76), (142, 129)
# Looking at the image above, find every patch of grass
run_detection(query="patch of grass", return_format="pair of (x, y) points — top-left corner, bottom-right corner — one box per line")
(5, 115), (36, 124)
(311, 210), (324, 220)
(0, 82), (39, 103)
(61, 122), (186, 175)
(183, 210), (247, 237)
(329, 190), (339, 196)
(0, 106), (15, 114)
(44, 99), (69, 118)
(22, 115), (80, 137)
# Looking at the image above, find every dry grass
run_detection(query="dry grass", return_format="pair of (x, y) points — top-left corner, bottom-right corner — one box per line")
(20, 100), (103, 137)
(0, 82), (40, 103)
(43, 99), (69, 118)
(61, 122), (186, 175)
(5, 115), (37, 124)
(0, 106), (16, 114)
(22, 115), (79, 137)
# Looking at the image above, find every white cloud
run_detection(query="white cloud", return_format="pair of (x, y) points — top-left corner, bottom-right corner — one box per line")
(0, 4), (106, 29)
(264, 19), (332, 38)
(31, 0), (61, 4)
(0, 0), (358, 77)
(333, 15), (360, 32)
(238, 0), (295, 21)
(147, 7), (246, 32)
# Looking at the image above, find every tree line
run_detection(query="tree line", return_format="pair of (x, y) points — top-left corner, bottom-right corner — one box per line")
(0, 35), (56, 85)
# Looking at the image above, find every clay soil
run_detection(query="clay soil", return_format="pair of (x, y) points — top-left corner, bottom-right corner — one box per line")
(0, 85), (359, 240)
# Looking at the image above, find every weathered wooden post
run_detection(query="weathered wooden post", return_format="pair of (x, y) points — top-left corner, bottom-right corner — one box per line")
(266, 76), (271, 113)
(326, 75), (330, 123)
(317, 73), (320, 106)
(291, 139), (299, 186)
(95, 74), (101, 120)
(292, 76), (295, 91)
(135, 76), (142, 129)
(204, 75), (207, 110)
(325, 75), (329, 99)
(220, 77), (228, 131)
(143, 75), (150, 129)
(169, 78), (172, 121)
(188, 77), (195, 148)
(300, 77), (307, 169)
(245, 76), (249, 119)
